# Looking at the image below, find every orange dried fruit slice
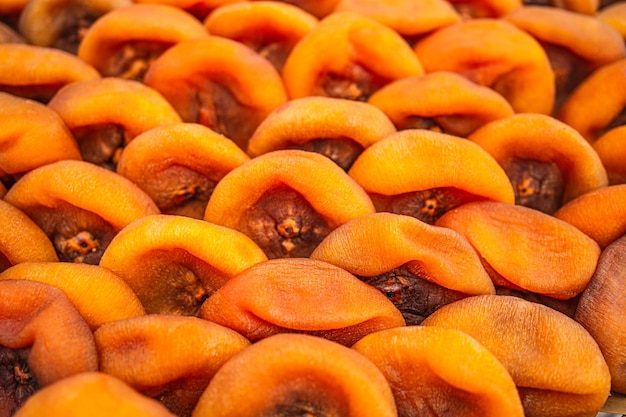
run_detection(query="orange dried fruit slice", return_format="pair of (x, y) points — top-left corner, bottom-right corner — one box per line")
(48, 77), (182, 170)
(99, 214), (268, 316)
(199, 258), (406, 346)
(3, 160), (160, 264)
(367, 71), (515, 137)
(78, 3), (210, 81)
(468, 113), (608, 214)
(0, 261), (146, 330)
(17, 0), (132, 54)
(203, 149), (376, 258)
(575, 234), (626, 394)
(558, 58), (626, 143)
(282, 11), (424, 101)
(554, 184), (626, 249)
(352, 326), (525, 417)
(422, 295), (611, 417)
(144, 36), (288, 150)
(246, 96), (397, 170)
(13, 372), (178, 417)
(50, 82), (178, 161)
(0, 43), (100, 102)
(593, 125), (626, 184)
(116, 123), (250, 219)
(333, 0), (461, 38)
(0, 92), (81, 185)
(205, 1), (318, 73)
(0, 280), (98, 414)
(436, 201), (601, 309)
(503, 5), (625, 112)
(95, 314), (250, 417)
(310, 212), (495, 324)
(414, 18), (555, 114)
(192, 333), (398, 417)
(347, 129), (515, 224)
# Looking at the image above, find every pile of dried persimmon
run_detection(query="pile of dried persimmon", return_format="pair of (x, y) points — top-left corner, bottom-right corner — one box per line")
(2, 0), (626, 415)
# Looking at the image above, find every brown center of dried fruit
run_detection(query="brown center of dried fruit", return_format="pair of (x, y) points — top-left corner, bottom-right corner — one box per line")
(147, 165), (216, 219)
(358, 263), (467, 325)
(503, 158), (565, 214)
(319, 63), (385, 102)
(542, 43), (590, 112)
(0, 346), (38, 417)
(72, 123), (128, 171)
(193, 82), (257, 150)
(241, 187), (331, 259)
(54, 9), (100, 54)
(374, 187), (477, 224)
(400, 116), (445, 133)
(43, 203), (116, 264)
(105, 41), (171, 81)
(289, 138), (364, 171)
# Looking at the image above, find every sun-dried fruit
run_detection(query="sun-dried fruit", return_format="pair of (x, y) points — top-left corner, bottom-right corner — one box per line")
(47, 77), (182, 170)
(3, 160), (160, 264)
(205, 1), (318, 74)
(422, 295), (611, 417)
(144, 36), (288, 150)
(192, 333), (398, 417)
(348, 129), (515, 224)
(95, 314), (250, 417)
(246, 96), (396, 170)
(116, 123), (250, 218)
(204, 149), (376, 258)
(311, 212), (495, 324)
(352, 326), (525, 416)
(99, 214), (268, 316)
(368, 71), (514, 137)
(78, 3), (209, 81)
(199, 258), (406, 345)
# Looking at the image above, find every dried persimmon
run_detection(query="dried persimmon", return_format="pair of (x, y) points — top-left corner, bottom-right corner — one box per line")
(143, 36), (288, 150)
(246, 96), (396, 170)
(3, 160), (160, 264)
(352, 326), (525, 416)
(422, 295), (611, 417)
(468, 113), (608, 214)
(99, 214), (267, 316)
(116, 122), (250, 218)
(203, 149), (376, 258)
(192, 333), (398, 417)
(0, 261), (146, 330)
(347, 129), (515, 224)
(47, 77), (182, 170)
(367, 72), (515, 137)
(311, 212), (495, 324)
(205, 1), (318, 73)
(0, 280), (98, 415)
(78, 3), (209, 81)
(95, 314), (250, 417)
(199, 258), (406, 346)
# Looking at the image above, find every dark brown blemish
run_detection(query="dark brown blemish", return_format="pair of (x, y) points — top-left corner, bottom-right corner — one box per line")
(241, 187), (331, 259)
(72, 123), (127, 171)
(289, 138), (364, 171)
(358, 263), (467, 325)
(373, 187), (479, 224)
(105, 41), (171, 81)
(502, 158), (565, 214)
(319, 63), (387, 102)
(0, 346), (39, 417)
